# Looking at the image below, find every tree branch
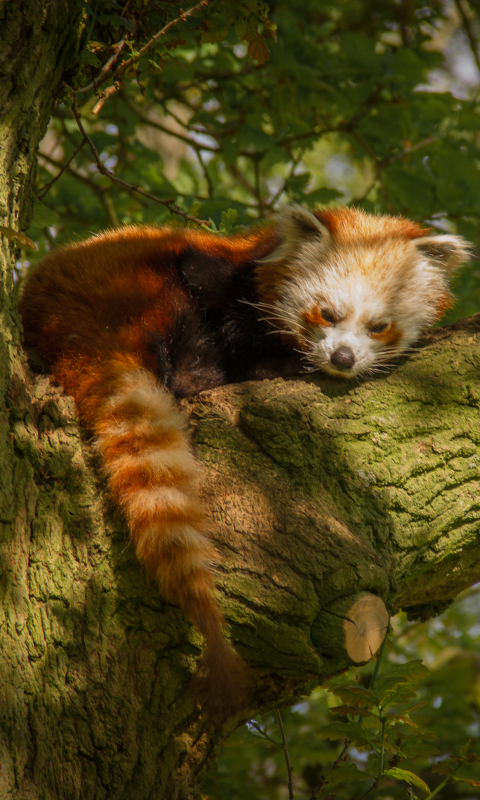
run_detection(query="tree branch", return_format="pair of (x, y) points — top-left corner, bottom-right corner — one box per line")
(70, 94), (209, 225)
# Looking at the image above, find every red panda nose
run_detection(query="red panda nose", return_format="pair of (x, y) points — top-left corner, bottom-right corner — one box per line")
(330, 347), (355, 370)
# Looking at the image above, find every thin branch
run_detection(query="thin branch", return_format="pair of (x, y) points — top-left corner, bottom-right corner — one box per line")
(38, 137), (87, 199)
(115, 0), (214, 82)
(455, 0), (480, 75)
(276, 711), (294, 800)
(266, 146), (305, 209)
(247, 720), (282, 746)
(197, 148), (214, 198)
(355, 783), (377, 800)
(70, 94), (209, 225)
(390, 136), (435, 164)
(92, 81), (125, 115)
(228, 162), (256, 199)
(307, 739), (350, 800)
(123, 100), (219, 152)
(39, 151), (114, 195)
(75, 40), (127, 94)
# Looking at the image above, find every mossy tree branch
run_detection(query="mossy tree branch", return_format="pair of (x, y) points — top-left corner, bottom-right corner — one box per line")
(5, 316), (480, 799)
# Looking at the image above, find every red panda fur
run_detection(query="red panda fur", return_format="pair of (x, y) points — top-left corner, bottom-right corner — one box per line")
(19, 206), (470, 713)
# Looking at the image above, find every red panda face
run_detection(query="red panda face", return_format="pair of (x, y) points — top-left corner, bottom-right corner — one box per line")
(256, 206), (470, 379)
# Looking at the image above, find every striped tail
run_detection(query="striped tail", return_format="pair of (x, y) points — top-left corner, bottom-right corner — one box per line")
(59, 355), (247, 714)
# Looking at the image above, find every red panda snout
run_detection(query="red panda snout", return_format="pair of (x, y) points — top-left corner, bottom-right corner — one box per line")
(330, 346), (355, 371)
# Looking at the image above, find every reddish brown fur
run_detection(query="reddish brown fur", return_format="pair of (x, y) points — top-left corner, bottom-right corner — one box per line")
(317, 206), (429, 243)
(369, 321), (403, 348)
(303, 305), (333, 328)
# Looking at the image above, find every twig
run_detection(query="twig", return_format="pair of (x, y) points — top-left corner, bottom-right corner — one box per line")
(92, 81), (125, 115)
(356, 783), (377, 800)
(248, 720), (282, 746)
(70, 94), (209, 225)
(115, 0), (214, 82)
(390, 136), (434, 164)
(307, 739), (350, 800)
(123, 100), (219, 151)
(38, 137), (87, 199)
(75, 40), (127, 94)
(276, 710), (294, 800)
(455, 0), (480, 75)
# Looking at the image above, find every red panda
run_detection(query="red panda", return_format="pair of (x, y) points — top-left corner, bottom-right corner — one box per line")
(19, 205), (470, 712)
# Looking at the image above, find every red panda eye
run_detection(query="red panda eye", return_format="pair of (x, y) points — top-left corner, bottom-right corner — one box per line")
(369, 322), (388, 334)
(321, 309), (336, 324)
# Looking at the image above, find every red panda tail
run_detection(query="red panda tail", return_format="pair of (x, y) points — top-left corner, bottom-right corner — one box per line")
(56, 354), (248, 715)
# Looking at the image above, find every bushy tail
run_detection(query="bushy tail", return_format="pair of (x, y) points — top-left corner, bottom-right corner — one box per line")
(57, 354), (247, 715)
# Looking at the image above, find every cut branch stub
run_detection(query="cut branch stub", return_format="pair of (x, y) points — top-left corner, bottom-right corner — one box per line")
(311, 592), (389, 663)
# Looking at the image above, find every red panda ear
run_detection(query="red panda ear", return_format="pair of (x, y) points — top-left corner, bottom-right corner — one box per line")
(261, 205), (331, 263)
(414, 234), (471, 273)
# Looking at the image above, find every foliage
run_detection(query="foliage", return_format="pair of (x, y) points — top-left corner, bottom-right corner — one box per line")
(24, 0), (480, 322)
(202, 587), (480, 799)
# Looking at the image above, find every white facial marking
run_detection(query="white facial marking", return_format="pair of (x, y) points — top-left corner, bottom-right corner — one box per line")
(272, 245), (449, 378)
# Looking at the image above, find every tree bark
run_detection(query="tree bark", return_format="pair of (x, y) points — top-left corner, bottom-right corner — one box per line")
(4, 313), (480, 800)
(3, 4), (480, 798)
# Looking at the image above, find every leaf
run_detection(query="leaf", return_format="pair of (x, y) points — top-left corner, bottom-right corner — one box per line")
(390, 714), (418, 728)
(319, 721), (376, 746)
(0, 226), (36, 250)
(219, 208), (238, 233)
(304, 187), (342, 204)
(431, 761), (455, 775)
(201, 28), (228, 45)
(382, 684), (418, 709)
(148, 59), (164, 73)
(453, 777), (480, 786)
(30, 202), (59, 229)
(330, 705), (376, 718)
(247, 35), (269, 65)
(235, 19), (247, 40)
(164, 39), (187, 50)
(326, 761), (362, 787)
(375, 660), (429, 696)
(383, 768), (430, 794)
(97, 13), (134, 32)
(79, 50), (101, 68)
(328, 685), (377, 710)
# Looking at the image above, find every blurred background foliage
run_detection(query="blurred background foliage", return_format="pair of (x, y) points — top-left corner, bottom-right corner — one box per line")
(27, 0), (480, 326)
(25, 0), (480, 796)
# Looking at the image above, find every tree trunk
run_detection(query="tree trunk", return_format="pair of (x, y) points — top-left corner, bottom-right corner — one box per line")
(3, 5), (480, 798)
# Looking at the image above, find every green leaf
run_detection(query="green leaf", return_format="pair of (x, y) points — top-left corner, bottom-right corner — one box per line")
(383, 768), (430, 794)
(304, 188), (342, 204)
(79, 50), (101, 67)
(326, 761), (363, 787)
(328, 685), (377, 710)
(30, 203), (59, 229)
(235, 19), (247, 40)
(201, 28), (228, 45)
(219, 208), (239, 233)
(330, 704), (376, 718)
(319, 721), (376, 746)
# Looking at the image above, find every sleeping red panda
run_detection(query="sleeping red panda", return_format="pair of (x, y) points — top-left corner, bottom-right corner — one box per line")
(19, 205), (470, 711)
